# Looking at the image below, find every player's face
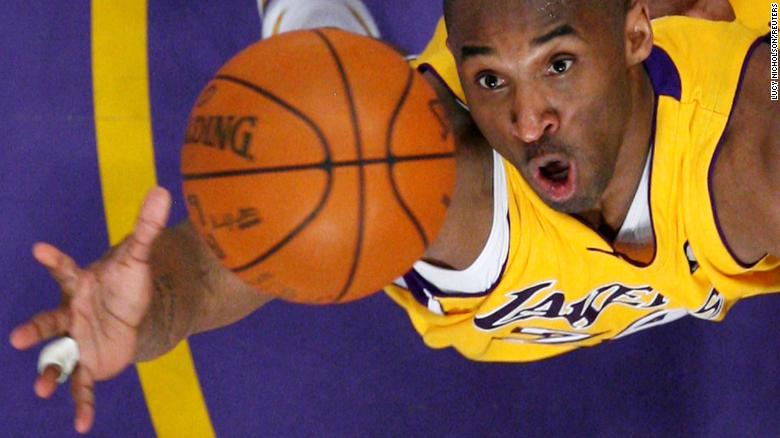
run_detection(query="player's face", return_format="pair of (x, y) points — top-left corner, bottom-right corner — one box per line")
(448, 0), (632, 213)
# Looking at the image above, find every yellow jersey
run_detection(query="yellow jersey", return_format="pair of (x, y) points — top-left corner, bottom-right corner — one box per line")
(385, 6), (778, 362)
(409, 0), (775, 103)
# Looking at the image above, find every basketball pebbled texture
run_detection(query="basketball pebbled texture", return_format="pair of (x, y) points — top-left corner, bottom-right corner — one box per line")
(181, 29), (455, 304)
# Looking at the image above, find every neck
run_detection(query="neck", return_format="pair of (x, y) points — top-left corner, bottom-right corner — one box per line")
(594, 65), (656, 234)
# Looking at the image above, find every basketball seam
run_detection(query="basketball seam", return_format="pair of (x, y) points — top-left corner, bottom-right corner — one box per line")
(385, 67), (430, 248)
(203, 74), (335, 277)
(180, 153), (455, 180)
(188, 38), (456, 303)
(313, 29), (365, 303)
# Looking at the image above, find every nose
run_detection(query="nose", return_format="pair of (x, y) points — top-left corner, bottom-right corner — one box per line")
(510, 86), (559, 144)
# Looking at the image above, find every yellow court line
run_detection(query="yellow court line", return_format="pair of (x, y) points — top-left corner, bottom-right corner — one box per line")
(90, 1), (215, 436)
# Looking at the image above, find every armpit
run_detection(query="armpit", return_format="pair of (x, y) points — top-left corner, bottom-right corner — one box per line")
(712, 40), (780, 261)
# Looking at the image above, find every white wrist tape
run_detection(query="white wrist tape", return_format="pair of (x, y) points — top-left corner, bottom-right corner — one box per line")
(37, 337), (80, 383)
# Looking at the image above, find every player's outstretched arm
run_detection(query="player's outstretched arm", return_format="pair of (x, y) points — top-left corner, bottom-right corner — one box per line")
(8, 187), (271, 434)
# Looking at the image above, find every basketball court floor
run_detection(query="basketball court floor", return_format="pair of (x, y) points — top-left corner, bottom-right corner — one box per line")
(2, 1), (779, 436)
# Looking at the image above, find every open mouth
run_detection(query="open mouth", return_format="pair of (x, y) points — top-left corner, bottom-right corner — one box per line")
(532, 156), (577, 203)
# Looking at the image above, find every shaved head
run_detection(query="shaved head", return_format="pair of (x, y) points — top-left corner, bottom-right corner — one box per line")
(444, 0), (631, 29)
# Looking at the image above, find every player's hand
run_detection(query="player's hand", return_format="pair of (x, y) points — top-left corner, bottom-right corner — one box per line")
(8, 187), (171, 434)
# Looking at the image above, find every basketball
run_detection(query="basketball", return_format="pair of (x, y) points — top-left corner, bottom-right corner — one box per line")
(180, 29), (455, 304)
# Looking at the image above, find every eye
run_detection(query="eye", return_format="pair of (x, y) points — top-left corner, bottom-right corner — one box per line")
(546, 58), (574, 76)
(476, 73), (506, 90)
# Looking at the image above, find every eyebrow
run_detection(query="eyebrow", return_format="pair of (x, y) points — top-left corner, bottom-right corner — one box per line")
(460, 45), (494, 60)
(531, 24), (577, 46)
(459, 23), (577, 60)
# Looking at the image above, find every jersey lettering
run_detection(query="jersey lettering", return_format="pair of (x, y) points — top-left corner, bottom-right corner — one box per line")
(691, 288), (724, 320)
(475, 281), (667, 332)
(614, 309), (689, 339)
(499, 327), (601, 345)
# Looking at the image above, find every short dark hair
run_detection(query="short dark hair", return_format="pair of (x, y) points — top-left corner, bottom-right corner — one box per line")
(442, 0), (454, 28)
(443, 0), (631, 29)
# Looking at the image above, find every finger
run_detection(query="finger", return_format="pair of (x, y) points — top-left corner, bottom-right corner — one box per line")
(9, 309), (71, 350)
(34, 365), (62, 399)
(32, 242), (81, 294)
(124, 187), (171, 264)
(71, 367), (96, 434)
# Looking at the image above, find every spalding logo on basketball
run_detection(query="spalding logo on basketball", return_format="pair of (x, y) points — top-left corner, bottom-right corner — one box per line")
(181, 29), (455, 304)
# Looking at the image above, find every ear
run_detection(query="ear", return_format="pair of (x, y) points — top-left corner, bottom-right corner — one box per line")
(624, 1), (653, 67)
(446, 37), (462, 64)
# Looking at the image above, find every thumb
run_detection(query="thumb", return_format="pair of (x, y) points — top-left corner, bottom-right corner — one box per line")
(125, 187), (172, 264)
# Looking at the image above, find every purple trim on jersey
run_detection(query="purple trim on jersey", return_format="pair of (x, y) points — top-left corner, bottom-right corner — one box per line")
(401, 214), (511, 310)
(625, 97), (660, 268)
(581, 97), (659, 268)
(708, 35), (770, 269)
(643, 46), (682, 100)
(402, 270), (444, 307)
(416, 62), (468, 107)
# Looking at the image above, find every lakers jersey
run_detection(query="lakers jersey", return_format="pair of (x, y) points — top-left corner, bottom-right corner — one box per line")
(409, 0), (775, 104)
(386, 7), (778, 362)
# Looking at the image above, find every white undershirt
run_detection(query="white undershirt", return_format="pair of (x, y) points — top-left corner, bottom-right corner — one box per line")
(614, 148), (654, 247)
(405, 149), (654, 295)
(411, 150), (510, 293)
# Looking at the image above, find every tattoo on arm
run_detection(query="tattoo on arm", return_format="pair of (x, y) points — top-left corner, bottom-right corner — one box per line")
(151, 274), (176, 348)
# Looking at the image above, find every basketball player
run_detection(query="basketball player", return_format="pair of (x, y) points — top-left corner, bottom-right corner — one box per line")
(388, 0), (778, 359)
(8, 0), (778, 433)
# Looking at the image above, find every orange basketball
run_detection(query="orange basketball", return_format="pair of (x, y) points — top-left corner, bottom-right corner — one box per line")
(180, 29), (455, 304)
